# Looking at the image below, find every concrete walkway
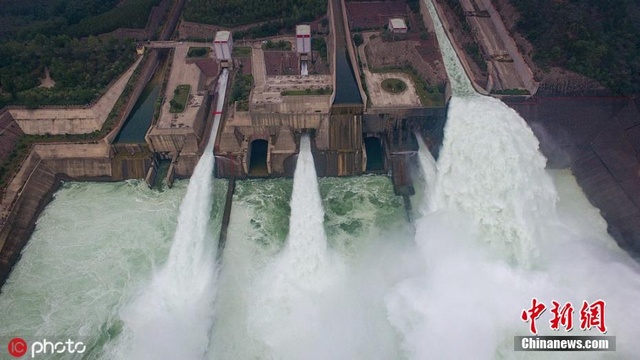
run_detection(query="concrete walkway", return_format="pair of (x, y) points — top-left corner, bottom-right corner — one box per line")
(157, 43), (208, 129)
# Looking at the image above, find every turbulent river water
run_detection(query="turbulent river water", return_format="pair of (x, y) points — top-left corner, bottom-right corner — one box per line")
(1, 0), (640, 359)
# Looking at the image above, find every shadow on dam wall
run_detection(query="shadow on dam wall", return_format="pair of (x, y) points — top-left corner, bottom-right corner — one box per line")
(331, 0), (363, 106)
(333, 47), (362, 105)
(505, 96), (640, 257)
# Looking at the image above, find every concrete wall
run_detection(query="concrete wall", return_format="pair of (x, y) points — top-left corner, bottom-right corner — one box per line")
(111, 144), (153, 180)
(328, 0), (337, 105)
(313, 149), (363, 177)
(147, 128), (200, 154)
(217, 91), (334, 177)
(248, 113), (326, 129)
(215, 101), (447, 179)
(173, 154), (199, 178)
(0, 153), (58, 288)
(13, 109), (100, 135)
(337, 0), (368, 107)
(251, 95), (331, 114)
(214, 155), (245, 178)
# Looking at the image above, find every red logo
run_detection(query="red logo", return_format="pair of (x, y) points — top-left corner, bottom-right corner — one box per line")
(550, 300), (574, 331)
(521, 299), (608, 335)
(7, 337), (27, 358)
(521, 297), (546, 334)
(580, 300), (607, 333)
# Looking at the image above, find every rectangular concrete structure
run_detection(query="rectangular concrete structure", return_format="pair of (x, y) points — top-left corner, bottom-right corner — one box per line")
(147, 43), (216, 168)
(214, 31), (233, 61)
(389, 18), (408, 33)
(296, 25), (311, 54)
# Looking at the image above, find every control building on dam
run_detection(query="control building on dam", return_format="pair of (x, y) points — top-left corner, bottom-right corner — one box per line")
(214, 0), (450, 196)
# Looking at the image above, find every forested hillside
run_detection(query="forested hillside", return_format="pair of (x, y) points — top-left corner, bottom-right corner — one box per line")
(509, 0), (640, 94)
(0, 0), (159, 108)
(0, 36), (136, 108)
(183, 0), (326, 27)
(0, 0), (161, 38)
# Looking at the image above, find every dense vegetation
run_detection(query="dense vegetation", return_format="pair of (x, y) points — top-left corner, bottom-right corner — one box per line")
(281, 87), (332, 96)
(187, 47), (210, 57)
(441, 0), (487, 73)
(230, 73), (254, 111)
(0, 0), (159, 190)
(169, 85), (191, 113)
(464, 43), (487, 72)
(406, 0), (421, 13)
(0, 36), (136, 108)
(353, 33), (363, 47)
(0, 0), (160, 108)
(311, 38), (327, 61)
(184, 0), (326, 27)
(262, 40), (292, 51)
(0, 0), (161, 39)
(232, 47), (252, 57)
(381, 78), (407, 94)
(509, 0), (640, 94)
(234, 22), (289, 39)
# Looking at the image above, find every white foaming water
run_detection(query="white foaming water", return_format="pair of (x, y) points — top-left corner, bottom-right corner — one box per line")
(416, 134), (438, 215)
(0, 181), (186, 356)
(246, 135), (337, 358)
(210, 175), (412, 360)
(106, 70), (229, 359)
(384, 2), (640, 359)
(3, 1), (640, 358)
(301, 61), (309, 76)
(282, 135), (328, 274)
(435, 96), (557, 266)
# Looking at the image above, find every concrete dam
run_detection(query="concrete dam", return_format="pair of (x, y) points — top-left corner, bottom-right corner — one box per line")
(213, 0), (449, 197)
(0, 0), (450, 288)
(3, 1), (640, 358)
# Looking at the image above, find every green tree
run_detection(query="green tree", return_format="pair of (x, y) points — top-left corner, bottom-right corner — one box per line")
(353, 33), (363, 47)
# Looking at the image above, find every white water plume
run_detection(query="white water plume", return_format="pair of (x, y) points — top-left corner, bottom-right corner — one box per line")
(283, 135), (328, 274)
(416, 134), (438, 215)
(246, 135), (351, 359)
(434, 96), (557, 266)
(383, 1), (640, 359)
(105, 70), (229, 359)
(210, 176), (412, 360)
